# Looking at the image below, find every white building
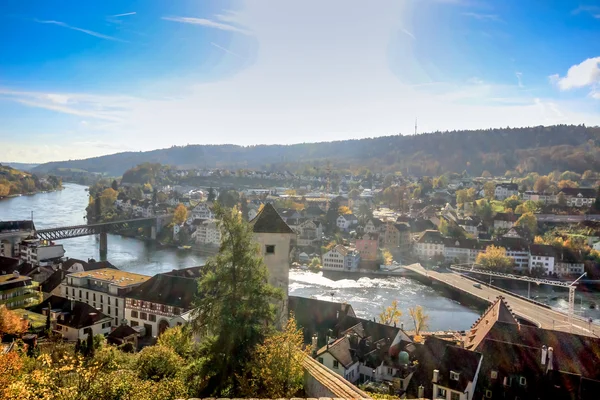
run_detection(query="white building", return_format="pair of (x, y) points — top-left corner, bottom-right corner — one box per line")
(496, 238), (530, 272)
(443, 238), (487, 265)
(29, 296), (112, 340)
(415, 230), (445, 260)
(494, 183), (519, 200)
(316, 336), (360, 383)
(192, 219), (221, 246)
(191, 202), (214, 220)
(295, 219), (323, 247)
(559, 188), (596, 208)
(431, 345), (483, 400)
(322, 245), (360, 271)
(19, 239), (65, 266)
(522, 191), (557, 204)
(336, 214), (358, 231)
(528, 244), (556, 275)
(0, 220), (36, 258)
(61, 268), (151, 327)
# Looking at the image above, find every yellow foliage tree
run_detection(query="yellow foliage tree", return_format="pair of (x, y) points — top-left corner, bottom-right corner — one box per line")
(338, 206), (352, 215)
(0, 183), (10, 197)
(476, 245), (513, 271)
(378, 300), (402, 326)
(0, 305), (28, 338)
(382, 249), (393, 266)
(173, 203), (188, 225)
(409, 305), (430, 335)
(515, 212), (537, 234)
(241, 316), (308, 398)
(558, 180), (578, 189)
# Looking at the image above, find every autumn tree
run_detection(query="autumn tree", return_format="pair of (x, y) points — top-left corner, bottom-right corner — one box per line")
(348, 188), (361, 200)
(475, 200), (494, 222)
(338, 205), (352, 215)
(189, 203), (282, 396)
(379, 300), (402, 326)
(481, 170), (492, 178)
(483, 181), (496, 200)
(0, 183), (10, 197)
(173, 203), (188, 225)
(503, 195), (521, 211)
(515, 212), (537, 235)
(241, 316), (308, 398)
(381, 249), (393, 266)
(558, 180), (578, 189)
(409, 305), (430, 336)
(476, 245), (513, 271)
(0, 306), (28, 337)
(533, 176), (550, 193)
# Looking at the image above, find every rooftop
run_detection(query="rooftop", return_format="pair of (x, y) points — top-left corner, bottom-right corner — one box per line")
(68, 268), (150, 287)
(250, 203), (295, 234)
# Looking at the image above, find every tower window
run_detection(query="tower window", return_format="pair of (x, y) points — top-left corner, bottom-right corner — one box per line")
(265, 245), (275, 254)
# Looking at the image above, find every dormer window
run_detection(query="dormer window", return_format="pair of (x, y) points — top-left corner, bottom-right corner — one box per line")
(450, 371), (460, 381)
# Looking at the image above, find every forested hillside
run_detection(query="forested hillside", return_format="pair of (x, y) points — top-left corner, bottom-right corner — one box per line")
(0, 165), (62, 197)
(32, 125), (600, 176)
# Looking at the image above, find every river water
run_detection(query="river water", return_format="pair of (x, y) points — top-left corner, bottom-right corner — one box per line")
(0, 183), (482, 330)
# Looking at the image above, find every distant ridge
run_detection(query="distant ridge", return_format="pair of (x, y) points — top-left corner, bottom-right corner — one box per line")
(31, 125), (600, 176)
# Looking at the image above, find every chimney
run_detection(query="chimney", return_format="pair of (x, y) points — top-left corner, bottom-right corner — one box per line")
(541, 345), (547, 365)
(433, 369), (439, 383)
(418, 385), (425, 398)
(400, 322), (404, 330)
(547, 347), (554, 371)
(311, 334), (318, 356)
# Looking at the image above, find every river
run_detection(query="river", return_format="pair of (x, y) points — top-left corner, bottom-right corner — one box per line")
(0, 183), (483, 330)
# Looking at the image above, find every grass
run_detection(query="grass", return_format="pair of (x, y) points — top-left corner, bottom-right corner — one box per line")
(490, 200), (506, 213)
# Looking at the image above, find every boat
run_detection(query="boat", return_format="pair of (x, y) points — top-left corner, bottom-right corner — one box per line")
(590, 302), (596, 310)
(178, 245), (192, 250)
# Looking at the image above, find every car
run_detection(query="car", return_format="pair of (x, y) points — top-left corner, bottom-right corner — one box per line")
(473, 283), (482, 289)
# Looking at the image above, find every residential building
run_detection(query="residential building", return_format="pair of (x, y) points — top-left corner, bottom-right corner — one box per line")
(415, 230), (445, 260)
(295, 219), (323, 247)
(0, 220), (35, 258)
(316, 336), (360, 383)
(382, 222), (411, 251)
(494, 183), (518, 200)
(356, 233), (379, 261)
(192, 219), (221, 246)
(496, 237), (530, 272)
(444, 238), (487, 265)
(61, 268), (151, 327)
(19, 238), (65, 267)
(559, 188), (597, 208)
(431, 345), (483, 400)
(0, 271), (40, 309)
(322, 245), (360, 271)
(29, 296), (112, 340)
(493, 212), (521, 230)
(125, 272), (198, 337)
(364, 218), (384, 234)
(522, 191), (557, 204)
(191, 202), (214, 220)
(337, 214), (359, 231)
(555, 249), (585, 276)
(250, 203), (296, 325)
(529, 244), (556, 275)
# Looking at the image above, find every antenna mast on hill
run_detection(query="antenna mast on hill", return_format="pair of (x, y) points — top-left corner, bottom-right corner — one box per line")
(415, 118), (418, 135)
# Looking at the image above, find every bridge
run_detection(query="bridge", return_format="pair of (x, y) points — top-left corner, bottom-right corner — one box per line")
(400, 263), (600, 337)
(36, 214), (172, 259)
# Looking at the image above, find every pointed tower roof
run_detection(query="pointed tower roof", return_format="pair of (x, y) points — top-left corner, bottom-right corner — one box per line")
(250, 203), (294, 234)
(464, 296), (519, 351)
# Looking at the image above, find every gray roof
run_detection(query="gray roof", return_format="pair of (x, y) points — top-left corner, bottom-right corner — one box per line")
(250, 203), (294, 234)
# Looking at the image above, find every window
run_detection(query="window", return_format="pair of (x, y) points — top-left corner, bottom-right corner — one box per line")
(86, 292), (89, 300)
(265, 245), (275, 254)
(451, 392), (460, 400)
(491, 370), (498, 379)
(93, 293), (96, 301)
(100, 305), (103, 312)
(519, 377), (526, 386)
(131, 310), (138, 318)
(438, 388), (446, 397)
(140, 312), (147, 320)
(174, 307), (181, 315)
(115, 298), (119, 307)
(450, 371), (460, 381)
(150, 303), (156, 310)
(72, 288), (75, 296)
(387, 367), (393, 375)
(100, 295), (103, 303)
(108, 297), (111, 305)
(333, 360), (339, 369)
(79, 290), (82, 298)
(149, 314), (156, 322)
(485, 390), (493, 398)
(115, 308), (118, 316)
(108, 306), (111, 314)
(318, 357), (324, 364)
(131, 321), (138, 327)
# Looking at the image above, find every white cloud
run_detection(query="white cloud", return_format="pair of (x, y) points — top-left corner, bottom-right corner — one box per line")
(34, 20), (128, 42)
(210, 42), (244, 58)
(462, 12), (503, 22)
(400, 28), (415, 39)
(162, 16), (251, 35)
(5, 1), (600, 162)
(551, 57), (600, 98)
(515, 72), (523, 88)
(110, 12), (136, 18)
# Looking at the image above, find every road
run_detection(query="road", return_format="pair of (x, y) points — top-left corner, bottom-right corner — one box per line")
(403, 263), (600, 337)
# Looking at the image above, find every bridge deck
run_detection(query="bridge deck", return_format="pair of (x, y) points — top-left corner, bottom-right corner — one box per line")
(36, 217), (161, 241)
(402, 263), (600, 337)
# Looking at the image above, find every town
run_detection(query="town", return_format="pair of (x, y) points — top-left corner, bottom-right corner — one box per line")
(2, 163), (600, 399)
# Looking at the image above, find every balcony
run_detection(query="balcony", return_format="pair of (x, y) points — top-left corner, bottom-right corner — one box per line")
(0, 291), (41, 308)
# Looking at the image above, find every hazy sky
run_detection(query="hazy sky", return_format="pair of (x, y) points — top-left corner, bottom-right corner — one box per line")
(1, 0), (600, 163)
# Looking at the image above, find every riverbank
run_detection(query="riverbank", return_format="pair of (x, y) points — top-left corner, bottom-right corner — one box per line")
(0, 185), (64, 200)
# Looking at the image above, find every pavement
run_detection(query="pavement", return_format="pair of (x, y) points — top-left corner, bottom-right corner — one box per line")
(403, 263), (600, 338)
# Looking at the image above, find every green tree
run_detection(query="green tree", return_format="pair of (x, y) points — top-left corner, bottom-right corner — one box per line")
(240, 194), (249, 221)
(560, 171), (581, 182)
(503, 195), (521, 211)
(189, 203), (282, 396)
(217, 189), (240, 208)
(475, 200), (494, 222)
(157, 325), (194, 359)
(173, 204), (188, 225)
(476, 245), (513, 271)
(137, 345), (183, 382)
(515, 212), (537, 235)
(325, 199), (340, 233)
(483, 181), (496, 200)
(207, 187), (216, 203)
(111, 180), (119, 191)
(378, 300), (402, 326)
(356, 202), (373, 224)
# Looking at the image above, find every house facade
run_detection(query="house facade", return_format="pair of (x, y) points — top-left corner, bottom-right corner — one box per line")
(19, 239), (65, 267)
(415, 230), (445, 260)
(60, 268), (151, 327)
(528, 244), (556, 275)
(336, 214), (358, 231)
(522, 191), (557, 204)
(0, 272), (41, 309)
(322, 245), (360, 271)
(493, 213), (521, 230)
(559, 188), (596, 208)
(316, 336), (360, 383)
(192, 219), (221, 246)
(494, 183), (518, 200)
(191, 203), (214, 220)
(296, 219), (323, 247)
(356, 233), (379, 261)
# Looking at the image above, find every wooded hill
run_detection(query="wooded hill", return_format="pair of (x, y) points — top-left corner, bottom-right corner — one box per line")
(32, 125), (600, 176)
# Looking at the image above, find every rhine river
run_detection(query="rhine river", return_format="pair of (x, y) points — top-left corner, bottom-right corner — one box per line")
(0, 183), (486, 330)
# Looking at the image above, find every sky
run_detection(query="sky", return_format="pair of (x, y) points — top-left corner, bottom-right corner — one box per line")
(1, 0), (600, 163)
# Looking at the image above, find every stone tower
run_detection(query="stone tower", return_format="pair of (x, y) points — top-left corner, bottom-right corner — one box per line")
(250, 203), (295, 326)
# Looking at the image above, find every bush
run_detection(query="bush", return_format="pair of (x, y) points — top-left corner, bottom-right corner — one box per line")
(136, 345), (183, 382)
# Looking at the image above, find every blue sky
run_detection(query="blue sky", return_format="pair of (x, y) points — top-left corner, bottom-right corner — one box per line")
(1, 0), (600, 162)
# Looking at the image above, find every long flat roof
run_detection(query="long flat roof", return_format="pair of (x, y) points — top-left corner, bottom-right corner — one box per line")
(68, 268), (150, 287)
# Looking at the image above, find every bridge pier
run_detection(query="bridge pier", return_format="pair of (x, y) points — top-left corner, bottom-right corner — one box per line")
(151, 226), (157, 240)
(99, 232), (108, 261)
